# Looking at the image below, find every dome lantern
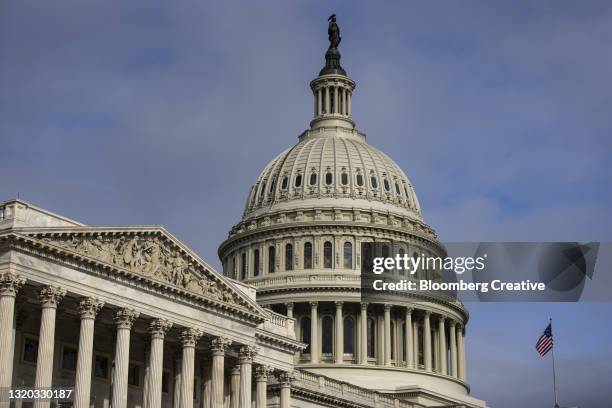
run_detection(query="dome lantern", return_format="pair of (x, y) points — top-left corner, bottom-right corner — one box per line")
(309, 15), (356, 130)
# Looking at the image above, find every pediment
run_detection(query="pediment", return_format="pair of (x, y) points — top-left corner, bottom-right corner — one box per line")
(8, 227), (266, 323)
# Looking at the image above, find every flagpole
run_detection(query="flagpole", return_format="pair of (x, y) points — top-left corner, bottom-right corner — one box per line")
(550, 318), (559, 408)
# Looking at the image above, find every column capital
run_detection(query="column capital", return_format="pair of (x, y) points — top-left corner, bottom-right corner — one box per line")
(438, 315), (446, 322)
(0, 273), (26, 297)
(360, 302), (369, 310)
(384, 303), (392, 312)
(239, 345), (259, 363)
(423, 310), (431, 317)
(180, 328), (203, 347)
(285, 302), (294, 311)
(456, 322), (464, 330)
(335, 301), (344, 309)
(148, 318), (173, 339)
(231, 364), (241, 375)
(277, 371), (295, 387)
(309, 301), (318, 308)
(78, 297), (104, 319)
(114, 308), (139, 329)
(39, 285), (66, 308)
(405, 307), (414, 315)
(209, 337), (232, 355)
(254, 365), (271, 382)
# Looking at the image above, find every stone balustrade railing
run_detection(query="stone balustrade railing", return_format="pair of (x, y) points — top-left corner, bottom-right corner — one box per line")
(261, 309), (296, 338)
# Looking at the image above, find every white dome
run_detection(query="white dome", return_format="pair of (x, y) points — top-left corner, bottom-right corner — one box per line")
(242, 126), (422, 221)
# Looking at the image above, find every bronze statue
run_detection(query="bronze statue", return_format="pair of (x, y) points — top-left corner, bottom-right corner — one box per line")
(328, 14), (341, 49)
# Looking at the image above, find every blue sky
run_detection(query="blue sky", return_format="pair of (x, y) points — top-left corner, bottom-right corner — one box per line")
(1, 1), (611, 407)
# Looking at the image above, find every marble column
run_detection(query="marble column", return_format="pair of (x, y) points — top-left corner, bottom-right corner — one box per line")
(412, 319), (419, 368)
(359, 302), (368, 364)
(278, 372), (293, 408)
(0, 273), (25, 389)
(33, 286), (66, 408)
(423, 312), (432, 371)
(309, 301), (319, 363)
(347, 92), (352, 116)
(180, 328), (203, 408)
(201, 356), (211, 408)
(239, 346), (257, 408)
(285, 302), (294, 319)
(254, 366), (269, 408)
(438, 316), (447, 375)
(317, 89), (322, 116)
(147, 319), (173, 408)
(449, 321), (458, 378)
(73, 298), (104, 408)
(111, 308), (140, 408)
(230, 364), (241, 408)
(324, 87), (330, 114)
(334, 301), (344, 364)
(404, 308), (413, 368)
(210, 337), (231, 408)
(458, 325), (466, 381)
(333, 86), (339, 114)
(384, 304), (392, 366)
(173, 352), (182, 408)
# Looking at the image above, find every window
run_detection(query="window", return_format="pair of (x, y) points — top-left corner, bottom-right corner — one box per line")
(370, 176), (378, 189)
(309, 173), (317, 186)
(253, 250), (260, 276)
(269, 177), (276, 193)
(301, 317), (312, 354)
(344, 317), (355, 354)
(304, 242), (313, 269)
(418, 326), (424, 365)
(259, 183), (266, 201)
(402, 322), (407, 362)
(162, 371), (170, 393)
(390, 322), (396, 360)
(281, 176), (288, 190)
(343, 242), (353, 269)
(404, 185), (410, 197)
(382, 245), (390, 259)
(322, 316), (334, 355)
(268, 246), (276, 273)
(295, 174), (302, 188)
(241, 253), (247, 279)
(395, 182), (401, 195)
(341, 172), (348, 185)
(325, 172), (333, 185)
(398, 248), (406, 275)
(61, 346), (77, 371)
(384, 178), (390, 191)
(128, 364), (140, 387)
(23, 337), (38, 363)
(323, 241), (333, 268)
(356, 173), (364, 186)
(94, 355), (109, 379)
(285, 244), (293, 271)
(367, 318), (376, 358)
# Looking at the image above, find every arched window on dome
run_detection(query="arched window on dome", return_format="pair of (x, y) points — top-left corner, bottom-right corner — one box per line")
(295, 174), (303, 188)
(322, 316), (334, 356)
(370, 175), (378, 189)
(304, 242), (313, 269)
(344, 316), (355, 355)
(323, 241), (333, 269)
(343, 242), (353, 269)
(404, 184), (410, 199)
(398, 248), (406, 275)
(395, 182), (401, 195)
(301, 317), (312, 355)
(356, 173), (364, 187)
(281, 176), (288, 190)
(269, 177), (276, 193)
(253, 249), (260, 277)
(241, 253), (247, 280)
(285, 244), (293, 271)
(384, 178), (391, 191)
(259, 182), (266, 202)
(268, 246), (276, 273)
(309, 173), (317, 186)
(367, 318), (376, 358)
(341, 173), (348, 186)
(325, 172), (333, 186)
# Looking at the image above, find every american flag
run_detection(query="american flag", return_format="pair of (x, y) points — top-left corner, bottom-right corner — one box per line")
(536, 323), (554, 357)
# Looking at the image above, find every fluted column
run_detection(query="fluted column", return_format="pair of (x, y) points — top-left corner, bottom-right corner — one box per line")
(317, 89), (322, 115)
(324, 87), (330, 114)
(438, 316), (447, 375)
(239, 346), (257, 408)
(334, 301), (344, 364)
(278, 372), (293, 408)
(254, 366), (269, 408)
(73, 298), (104, 408)
(384, 304), (391, 366)
(309, 301), (319, 363)
(210, 337), (231, 408)
(412, 319), (419, 368)
(359, 302), (368, 364)
(147, 319), (173, 408)
(404, 308), (413, 368)
(423, 312), (432, 371)
(0, 273), (25, 389)
(347, 92), (352, 116)
(111, 308), (140, 408)
(173, 352), (182, 408)
(449, 321), (458, 378)
(33, 286), (66, 408)
(285, 302), (294, 319)
(201, 356), (211, 408)
(180, 328), (202, 408)
(458, 325), (466, 381)
(229, 364), (240, 408)
(333, 86), (339, 113)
